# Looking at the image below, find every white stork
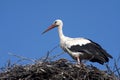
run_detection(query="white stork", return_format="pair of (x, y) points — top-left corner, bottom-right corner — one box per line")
(42, 19), (113, 65)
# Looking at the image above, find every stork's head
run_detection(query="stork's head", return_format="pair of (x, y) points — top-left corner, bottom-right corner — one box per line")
(42, 19), (63, 34)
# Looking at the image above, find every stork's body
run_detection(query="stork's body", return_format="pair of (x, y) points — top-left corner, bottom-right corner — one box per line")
(42, 19), (113, 65)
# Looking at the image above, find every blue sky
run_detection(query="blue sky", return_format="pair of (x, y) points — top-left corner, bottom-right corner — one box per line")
(0, 0), (120, 69)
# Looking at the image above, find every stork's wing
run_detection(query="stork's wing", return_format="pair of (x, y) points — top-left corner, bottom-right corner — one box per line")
(67, 39), (113, 64)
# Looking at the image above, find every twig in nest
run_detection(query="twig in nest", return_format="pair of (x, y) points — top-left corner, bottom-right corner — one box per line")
(105, 64), (113, 74)
(42, 44), (60, 62)
(49, 44), (60, 53)
(50, 51), (65, 60)
(114, 59), (120, 77)
(42, 51), (50, 62)
(8, 52), (35, 63)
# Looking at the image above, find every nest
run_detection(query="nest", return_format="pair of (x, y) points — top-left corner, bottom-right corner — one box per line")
(0, 58), (119, 80)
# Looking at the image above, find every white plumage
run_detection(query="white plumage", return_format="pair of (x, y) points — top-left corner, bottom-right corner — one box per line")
(42, 19), (113, 65)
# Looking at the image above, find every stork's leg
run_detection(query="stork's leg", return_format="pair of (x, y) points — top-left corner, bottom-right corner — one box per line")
(77, 57), (81, 64)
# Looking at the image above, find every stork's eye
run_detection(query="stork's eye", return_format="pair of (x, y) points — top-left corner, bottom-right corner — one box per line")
(54, 21), (57, 24)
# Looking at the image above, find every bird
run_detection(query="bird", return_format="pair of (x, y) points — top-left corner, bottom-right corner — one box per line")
(42, 19), (113, 65)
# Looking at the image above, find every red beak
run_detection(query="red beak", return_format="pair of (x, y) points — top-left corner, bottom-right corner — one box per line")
(42, 24), (57, 34)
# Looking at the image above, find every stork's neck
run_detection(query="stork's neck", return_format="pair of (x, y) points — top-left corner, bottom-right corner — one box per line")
(58, 24), (65, 40)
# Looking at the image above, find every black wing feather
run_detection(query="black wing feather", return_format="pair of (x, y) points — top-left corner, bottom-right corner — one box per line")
(68, 40), (113, 64)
